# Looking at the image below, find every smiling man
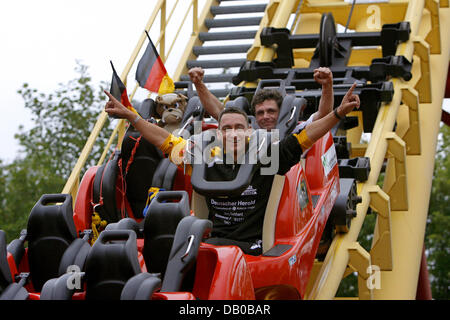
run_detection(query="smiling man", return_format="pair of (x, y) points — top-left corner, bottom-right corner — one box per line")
(103, 83), (359, 255)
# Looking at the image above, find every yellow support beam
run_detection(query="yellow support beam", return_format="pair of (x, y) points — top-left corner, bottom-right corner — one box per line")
(383, 132), (408, 211)
(424, 0), (441, 54)
(368, 186), (393, 272)
(398, 86), (421, 156)
(413, 38), (432, 103)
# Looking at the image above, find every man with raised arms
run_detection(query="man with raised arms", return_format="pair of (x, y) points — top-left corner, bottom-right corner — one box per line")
(104, 83), (359, 255)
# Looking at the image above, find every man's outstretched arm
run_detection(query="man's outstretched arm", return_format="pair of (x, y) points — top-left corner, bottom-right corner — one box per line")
(188, 67), (224, 120)
(278, 82), (360, 174)
(305, 82), (359, 143)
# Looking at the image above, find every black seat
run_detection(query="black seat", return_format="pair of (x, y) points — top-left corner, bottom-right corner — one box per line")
(120, 273), (161, 300)
(178, 96), (205, 136)
(276, 94), (306, 139)
(40, 236), (91, 300)
(150, 158), (178, 191)
(92, 150), (124, 223)
(85, 230), (141, 300)
(161, 216), (212, 292)
(40, 273), (80, 300)
(57, 232), (91, 276)
(6, 230), (26, 269)
(101, 96), (205, 220)
(27, 193), (77, 292)
(252, 80), (305, 138)
(135, 98), (159, 120)
(122, 216), (212, 297)
(142, 191), (190, 278)
(225, 96), (259, 129)
(105, 218), (142, 235)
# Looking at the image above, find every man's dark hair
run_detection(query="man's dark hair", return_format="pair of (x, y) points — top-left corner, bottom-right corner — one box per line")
(218, 107), (250, 128)
(250, 89), (283, 115)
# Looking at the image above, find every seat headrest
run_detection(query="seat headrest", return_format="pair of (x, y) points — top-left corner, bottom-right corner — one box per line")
(120, 273), (161, 300)
(161, 216), (213, 292)
(151, 158), (178, 190)
(26, 193), (77, 291)
(27, 194), (77, 242)
(225, 96), (251, 114)
(120, 104), (164, 219)
(136, 98), (158, 120)
(276, 95), (306, 139)
(92, 151), (121, 223)
(142, 191), (190, 277)
(179, 96), (205, 136)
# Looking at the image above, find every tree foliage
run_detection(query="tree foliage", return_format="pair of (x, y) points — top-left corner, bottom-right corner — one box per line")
(0, 62), (113, 240)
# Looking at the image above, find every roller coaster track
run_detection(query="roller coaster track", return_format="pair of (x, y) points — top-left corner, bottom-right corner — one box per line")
(62, 0), (449, 299)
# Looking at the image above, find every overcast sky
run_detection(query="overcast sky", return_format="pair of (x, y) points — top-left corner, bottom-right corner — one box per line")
(0, 0), (160, 162)
(0, 1), (448, 163)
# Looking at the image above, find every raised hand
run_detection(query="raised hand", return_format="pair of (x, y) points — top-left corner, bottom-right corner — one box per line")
(104, 90), (134, 119)
(188, 67), (205, 85)
(313, 67), (333, 87)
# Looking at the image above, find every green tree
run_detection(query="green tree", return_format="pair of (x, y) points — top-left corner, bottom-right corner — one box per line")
(0, 62), (113, 241)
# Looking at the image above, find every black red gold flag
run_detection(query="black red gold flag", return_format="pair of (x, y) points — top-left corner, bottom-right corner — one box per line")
(110, 61), (138, 115)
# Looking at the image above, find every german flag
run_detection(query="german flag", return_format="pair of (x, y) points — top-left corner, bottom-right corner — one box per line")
(110, 61), (138, 115)
(135, 31), (174, 95)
